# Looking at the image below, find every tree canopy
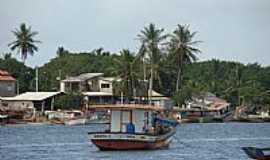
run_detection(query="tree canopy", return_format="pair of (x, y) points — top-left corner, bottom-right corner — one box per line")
(1, 23), (270, 110)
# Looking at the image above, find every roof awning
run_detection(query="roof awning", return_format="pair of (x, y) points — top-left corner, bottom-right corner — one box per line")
(83, 92), (113, 96)
(1, 92), (62, 101)
(89, 104), (164, 111)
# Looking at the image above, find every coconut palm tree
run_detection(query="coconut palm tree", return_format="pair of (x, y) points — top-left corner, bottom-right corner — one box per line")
(8, 23), (41, 62)
(113, 49), (139, 100)
(137, 23), (167, 104)
(169, 24), (201, 92)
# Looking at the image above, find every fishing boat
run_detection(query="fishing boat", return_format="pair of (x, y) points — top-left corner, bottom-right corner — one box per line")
(88, 104), (177, 150)
(242, 147), (270, 160)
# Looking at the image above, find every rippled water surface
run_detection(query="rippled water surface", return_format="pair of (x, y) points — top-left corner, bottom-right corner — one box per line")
(1, 123), (270, 160)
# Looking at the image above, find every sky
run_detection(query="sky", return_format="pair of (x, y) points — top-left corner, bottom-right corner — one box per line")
(0, 0), (270, 67)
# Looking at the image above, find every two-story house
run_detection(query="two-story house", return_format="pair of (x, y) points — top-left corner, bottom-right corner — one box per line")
(60, 72), (172, 107)
(60, 73), (117, 104)
(0, 70), (16, 97)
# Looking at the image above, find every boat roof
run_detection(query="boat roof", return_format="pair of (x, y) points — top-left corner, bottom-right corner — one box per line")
(89, 104), (164, 111)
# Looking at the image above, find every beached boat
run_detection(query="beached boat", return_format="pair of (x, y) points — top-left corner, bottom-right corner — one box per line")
(88, 104), (177, 150)
(64, 118), (86, 125)
(242, 147), (270, 160)
(85, 112), (110, 124)
(64, 111), (86, 126)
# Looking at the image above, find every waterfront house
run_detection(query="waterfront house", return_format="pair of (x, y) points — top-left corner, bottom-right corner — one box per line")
(60, 72), (171, 107)
(0, 70), (16, 97)
(176, 92), (231, 122)
(0, 92), (62, 113)
(60, 73), (117, 104)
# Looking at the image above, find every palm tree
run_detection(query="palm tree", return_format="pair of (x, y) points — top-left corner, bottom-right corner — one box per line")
(137, 23), (167, 104)
(113, 49), (138, 100)
(168, 24), (201, 92)
(8, 23), (41, 62)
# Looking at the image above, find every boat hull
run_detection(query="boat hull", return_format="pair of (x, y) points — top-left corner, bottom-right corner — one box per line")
(89, 128), (175, 150)
(64, 118), (86, 126)
(91, 138), (171, 150)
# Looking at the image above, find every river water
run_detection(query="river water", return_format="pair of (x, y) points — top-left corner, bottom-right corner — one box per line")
(1, 123), (270, 160)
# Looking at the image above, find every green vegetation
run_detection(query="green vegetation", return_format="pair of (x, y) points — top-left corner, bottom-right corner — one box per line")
(1, 23), (270, 110)
(0, 53), (34, 93)
(54, 93), (83, 110)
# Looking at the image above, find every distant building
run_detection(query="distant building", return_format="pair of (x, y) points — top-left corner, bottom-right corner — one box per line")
(60, 73), (117, 104)
(0, 70), (16, 97)
(0, 92), (62, 113)
(60, 72), (172, 107)
(179, 92), (231, 120)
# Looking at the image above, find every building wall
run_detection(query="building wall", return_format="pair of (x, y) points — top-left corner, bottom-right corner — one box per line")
(60, 82), (65, 92)
(99, 79), (113, 93)
(88, 78), (100, 92)
(1, 100), (33, 111)
(0, 81), (16, 97)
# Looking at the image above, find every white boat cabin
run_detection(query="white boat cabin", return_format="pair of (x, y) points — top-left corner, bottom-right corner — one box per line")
(110, 109), (153, 133)
(91, 105), (163, 134)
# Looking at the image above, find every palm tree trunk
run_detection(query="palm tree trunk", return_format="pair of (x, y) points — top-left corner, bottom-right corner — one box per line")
(176, 67), (181, 92)
(143, 58), (146, 81)
(149, 67), (153, 105)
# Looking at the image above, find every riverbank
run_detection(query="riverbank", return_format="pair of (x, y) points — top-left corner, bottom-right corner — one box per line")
(2, 118), (270, 127)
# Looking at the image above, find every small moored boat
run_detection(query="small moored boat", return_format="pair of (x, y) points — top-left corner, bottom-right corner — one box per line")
(88, 104), (177, 150)
(242, 147), (270, 160)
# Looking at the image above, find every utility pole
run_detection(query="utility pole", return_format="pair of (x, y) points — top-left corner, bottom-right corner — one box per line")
(35, 67), (39, 92)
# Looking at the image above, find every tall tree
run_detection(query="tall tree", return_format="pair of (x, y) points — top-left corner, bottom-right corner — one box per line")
(112, 49), (137, 99)
(137, 23), (167, 103)
(168, 24), (201, 92)
(8, 23), (41, 62)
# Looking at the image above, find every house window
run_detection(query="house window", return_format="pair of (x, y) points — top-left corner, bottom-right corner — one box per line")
(7, 83), (13, 91)
(101, 83), (110, 88)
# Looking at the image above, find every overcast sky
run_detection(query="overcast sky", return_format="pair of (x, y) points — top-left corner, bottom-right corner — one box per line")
(0, 0), (270, 67)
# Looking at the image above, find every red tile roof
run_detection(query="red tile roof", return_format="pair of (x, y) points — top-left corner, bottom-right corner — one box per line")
(0, 70), (16, 81)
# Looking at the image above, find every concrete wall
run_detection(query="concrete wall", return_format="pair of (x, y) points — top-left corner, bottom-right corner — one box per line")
(0, 81), (16, 97)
